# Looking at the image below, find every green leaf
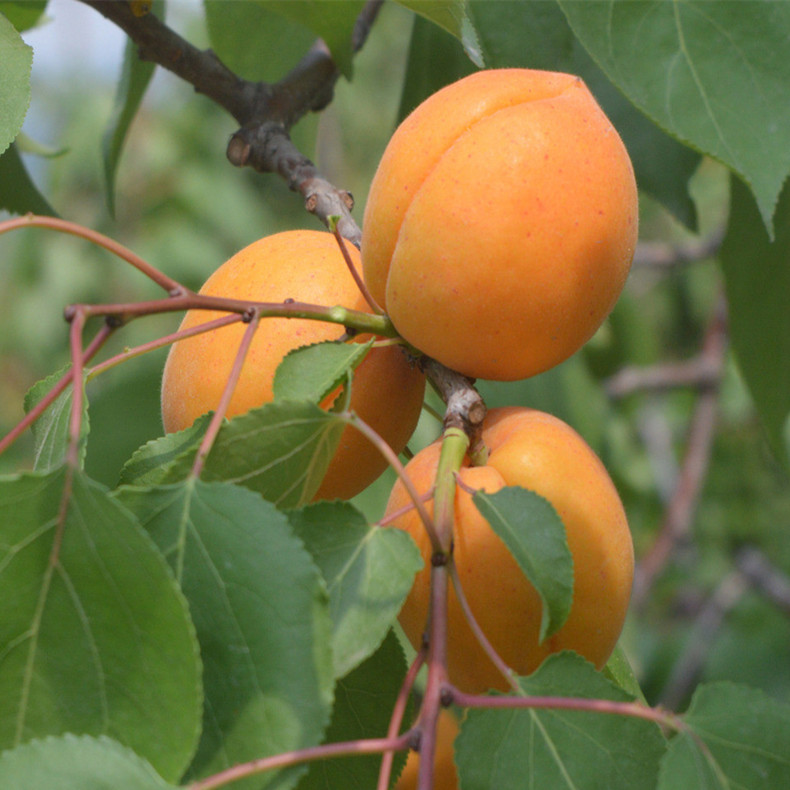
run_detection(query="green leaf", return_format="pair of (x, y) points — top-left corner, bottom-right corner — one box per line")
(467, 0), (700, 228)
(397, 0), (484, 67)
(103, 4), (161, 217)
(287, 500), (423, 678)
(14, 130), (68, 158)
(558, 0), (790, 236)
(602, 645), (648, 705)
(258, 1), (365, 79)
(473, 486), (573, 643)
(0, 734), (176, 790)
(295, 631), (410, 790)
(720, 174), (790, 466)
(118, 413), (211, 487)
(23, 367), (89, 472)
(115, 479), (334, 790)
(0, 11), (31, 155)
(659, 683), (790, 790)
(274, 340), (373, 405)
(0, 143), (57, 216)
(455, 653), (666, 790)
(204, 0), (315, 81)
(0, 2), (47, 32)
(0, 467), (202, 782)
(124, 400), (344, 507)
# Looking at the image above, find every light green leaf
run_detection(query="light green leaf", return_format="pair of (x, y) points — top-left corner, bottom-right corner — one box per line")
(0, 11), (31, 155)
(287, 500), (422, 677)
(0, 734), (176, 790)
(558, 0), (790, 236)
(473, 486), (573, 642)
(397, 0), (484, 67)
(0, 467), (202, 782)
(103, 3), (161, 217)
(659, 683), (790, 790)
(23, 367), (88, 472)
(295, 631), (410, 790)
(0, 143), (57, 216)
(115, 478), (334, 790)
(273, 340), (373, 405)
(455, 653), (666, 789)
(720, 174), (790, 466)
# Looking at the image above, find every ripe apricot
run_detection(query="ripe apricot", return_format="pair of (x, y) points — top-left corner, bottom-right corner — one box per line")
(362, 69), (638, 381)
(161, 230), (425, 501)
(385, 407), (634, 693)
(396, 710), (459, 790)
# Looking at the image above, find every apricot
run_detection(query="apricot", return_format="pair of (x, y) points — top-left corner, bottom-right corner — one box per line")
(161, 230), (425, 501)
(385, 407), (634, 693)
(396, 710), (459, 790)
(362, 69), (638, 381)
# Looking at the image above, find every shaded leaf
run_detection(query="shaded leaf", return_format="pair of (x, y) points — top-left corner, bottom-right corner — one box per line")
(0, 143), (56, 216)
(0, 2), (47, 32)
(659, 683), (790, 790)
(720, 174), (790, 466)
(397, 0), (483, 67)
(473, 486), (573, 642)
(273, 340), (373, 405)
(0, 467), (202, 782)
(0, 11), (31, 155)
(287, 500), (422, 677)
(455, 653), (666, 789)
(0, 734), (175, 790)
(558, 0), (790, 235)
(295, 631), (410, 790)
(23, 367), (88, 472)
(468, 0), (700, 228)
(103, 4), (161, 216)
(115, 478), (334, 790)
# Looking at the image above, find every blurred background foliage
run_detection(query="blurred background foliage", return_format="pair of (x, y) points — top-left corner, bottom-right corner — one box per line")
(1, 0), (789, 716)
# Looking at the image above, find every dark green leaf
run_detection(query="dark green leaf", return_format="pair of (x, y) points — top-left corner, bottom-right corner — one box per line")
(23, 367), (88, 472)
(0, 734), (176, 790)
(720, 174), (790, 466)
(287, 500), (422, 677)
(273, 340), (373, 405)
(473, 486), (573, 642)
(103, 5), (161, 216)
(0, 2), (47, 32)
(204, 0), (315, 81)
(468, 0), (700, 228)
(126, 400), (344, 507)
(259, 1), (366, 79)
(398, 13), (476, 123)
(115, 479), (334, 790)
(659, 683), (790, 790)
(0, 143), (57, 216)
(118, 413), (211, 487)
(455, 653), (666, 789)
(296, 631), (410, 790)
(0, 467), (202, 782)
(558, 0), (790, 236)
(397, 0), (484, 67)
(0, 11), (31, 154)
(603, 645), (648, 705)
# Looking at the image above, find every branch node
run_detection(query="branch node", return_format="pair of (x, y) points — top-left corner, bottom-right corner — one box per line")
(227, 134), (251, 167)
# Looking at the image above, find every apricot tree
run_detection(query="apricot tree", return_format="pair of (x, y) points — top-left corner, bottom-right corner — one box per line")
(1, 3), (790, 790)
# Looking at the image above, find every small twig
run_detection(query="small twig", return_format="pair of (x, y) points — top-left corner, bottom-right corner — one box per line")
(633, 229), (724, 268)
(191, 309), (261, 478)
(330, 219), (384, 313)
(736, 547), (790, 615)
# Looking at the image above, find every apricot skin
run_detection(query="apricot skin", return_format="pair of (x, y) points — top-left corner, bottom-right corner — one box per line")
(384, 407), (634, 694)
(362, 69), (638, 381)
(160, 230), (425, 501)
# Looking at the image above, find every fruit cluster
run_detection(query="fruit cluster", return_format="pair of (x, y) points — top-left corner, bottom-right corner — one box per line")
(161, 68), (637, 777)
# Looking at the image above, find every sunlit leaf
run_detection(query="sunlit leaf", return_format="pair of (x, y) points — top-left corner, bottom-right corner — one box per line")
(0, 467), (202, 782)
(115, 478), (334, 790)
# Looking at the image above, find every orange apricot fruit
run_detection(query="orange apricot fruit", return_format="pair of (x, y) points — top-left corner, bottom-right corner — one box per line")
(396, 710), (459, 790)
(384, 406), (634, 693)
(161, 229), (425, 501)
(362, 69), (638, 381)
